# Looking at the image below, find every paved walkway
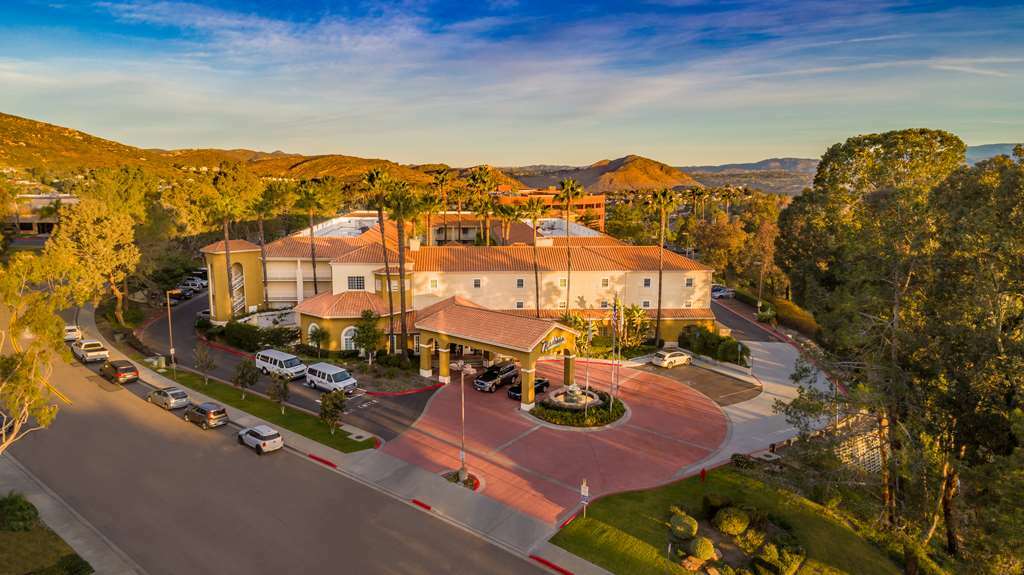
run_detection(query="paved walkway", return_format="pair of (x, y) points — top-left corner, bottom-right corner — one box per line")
(0, 454), (143, 574)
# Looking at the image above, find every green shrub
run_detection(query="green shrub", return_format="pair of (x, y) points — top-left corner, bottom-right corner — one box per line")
(756, 307), (776, 323)
(680, 325), (748, 366)
(701, 493), (732, 519)
(222, 321), (263, 352)
(261, 326), (299, 348)
(735, 528), (766, 554)
(31, 554), (96, 575)
(532, 391), (626, 427)
(752, 543), (805, 575)
(768, 297), (819, 338)
(0, 490), (38, 531)
(205, 324), (224, 338)
(713, 506), (750, 536)
(688, 536), (716, 561)
(734, 288), (759, 308)
(668, 511), (699, 541)
(376, 353), (412, 369)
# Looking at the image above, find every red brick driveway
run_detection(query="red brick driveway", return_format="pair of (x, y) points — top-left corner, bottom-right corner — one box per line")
(382, 360), (728, 524)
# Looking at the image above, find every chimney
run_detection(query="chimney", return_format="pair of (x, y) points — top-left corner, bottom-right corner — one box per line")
(535, 237), (554, 247)
(408, 237), (421, 252)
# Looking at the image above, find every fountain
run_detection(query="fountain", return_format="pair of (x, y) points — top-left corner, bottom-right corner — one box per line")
(547, 382), (604, 411)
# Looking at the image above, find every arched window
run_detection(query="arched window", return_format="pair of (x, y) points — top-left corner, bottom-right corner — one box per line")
(342, 327), (357, 351)
(308, 322), (321, 339)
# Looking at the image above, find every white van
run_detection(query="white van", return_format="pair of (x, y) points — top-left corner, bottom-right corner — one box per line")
(254, 349), (307, 380)
(305, 362), (358, 394)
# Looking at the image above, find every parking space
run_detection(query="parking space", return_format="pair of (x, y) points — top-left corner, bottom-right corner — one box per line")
(382, 361), (729, 524)
(636, 362), (761, 406)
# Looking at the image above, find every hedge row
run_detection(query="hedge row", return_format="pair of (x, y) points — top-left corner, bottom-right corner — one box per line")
(209, 322), (299, 353)
(533, 390), (626, 427)
(679, 325), (749, 366)
(733, 288), (819, 339)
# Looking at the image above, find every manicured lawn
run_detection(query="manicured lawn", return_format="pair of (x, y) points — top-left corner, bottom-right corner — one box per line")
(167, 369), (376, 453)
(551, 467), (902, 575)
(0, 522), (76, 575)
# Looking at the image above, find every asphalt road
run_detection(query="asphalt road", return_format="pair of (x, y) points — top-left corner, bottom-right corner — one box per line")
(10, 342), (543, 575)
(711, 300), (776, 342)
(136, 294), (432, 441)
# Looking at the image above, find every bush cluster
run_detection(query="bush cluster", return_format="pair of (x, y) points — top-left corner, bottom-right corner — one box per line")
(679, 326), (749, 366)
(734, 289), (819, 339)
(667, 506), (699, 541)
(29, 554), (95, 575)
(701, 492), (732, 519)
(532, 390), (625, 427)
(220, 321), (299, 353)
(688, 536), (716, 561)
(751, 543), (806, 575)
(375, 353), (413, 370)
(713, 506), (751, 536)
(0, 490), (39, 531)
(292, 344), (360, 361)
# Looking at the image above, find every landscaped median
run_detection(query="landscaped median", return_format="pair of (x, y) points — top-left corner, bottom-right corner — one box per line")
(551, 467), (901, 575)
(149, 368), (377, 454)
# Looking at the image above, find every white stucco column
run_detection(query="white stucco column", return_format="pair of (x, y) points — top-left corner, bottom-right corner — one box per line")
(295, 259), (303, 303)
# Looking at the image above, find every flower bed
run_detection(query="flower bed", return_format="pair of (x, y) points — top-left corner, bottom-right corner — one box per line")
(530, 390), (626, 427)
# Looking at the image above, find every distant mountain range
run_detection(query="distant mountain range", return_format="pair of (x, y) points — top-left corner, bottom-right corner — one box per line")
(1, 112), (1017, 195)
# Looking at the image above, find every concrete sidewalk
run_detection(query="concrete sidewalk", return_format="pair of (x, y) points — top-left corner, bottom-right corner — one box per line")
(0, 453), (143, 575)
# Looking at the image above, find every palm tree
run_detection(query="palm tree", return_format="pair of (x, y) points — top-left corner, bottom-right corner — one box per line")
(385, 180), (422, 361)
(252, 180), (295, 306)
(520, 196), (547, 317)
(472, 193), (497, 246)
(450, 184), (467, 244)
(362, 168), (396, 352)
(494, 203), (517, 244)
(555, 178), (584, 310)
(468, 166), (496, 245)
(432, 169), (451, 244)
(646, 188), (679, 348)
(293, 177), (340, 295)
(420, 192), (445, 246)
(208, 162), (261, 319)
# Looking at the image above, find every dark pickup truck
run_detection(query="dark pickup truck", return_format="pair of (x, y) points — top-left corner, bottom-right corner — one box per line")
(473, 362), (519, 393)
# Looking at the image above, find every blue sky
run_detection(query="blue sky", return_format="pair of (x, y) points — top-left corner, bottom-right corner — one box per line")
(1, 1), (1022, 166)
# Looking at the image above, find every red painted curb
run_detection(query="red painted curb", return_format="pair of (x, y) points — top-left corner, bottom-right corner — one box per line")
(529, 554), (574, 575)
(197, 335), (255, 359)
(365, 383), (444, 397)
(559, 513), (578, 529)
(411, 499), (432, 511)
(307, 453), (337, 469)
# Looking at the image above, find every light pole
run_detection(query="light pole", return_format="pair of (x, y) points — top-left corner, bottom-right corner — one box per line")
(450, 360), (476, 483)
(165, 290), (176, 378)
(753, 259), (766, 312)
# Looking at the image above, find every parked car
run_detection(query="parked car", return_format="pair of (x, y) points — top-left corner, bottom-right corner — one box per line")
(651, 350), (693, 368)
(711, 285), (735, 299)
(473, 362), (519, 393)
(192, 268), (209, 281)
(254, 349), (307, 380)
(188, 276), (209, 289)
(71, 340), (109, 363)
(195, 309), (211, 325)
(99, 360), (139, 384)
(147, 386), (190, 410)
(507, 377), (551, 401)
(180, 278), (204, 291)
(183, 402), (228, 430)
(169, 287), (194, 300)
(305, 362), (357, 394)
(237, 425), (284, 455)
(63, 325), (83, 342)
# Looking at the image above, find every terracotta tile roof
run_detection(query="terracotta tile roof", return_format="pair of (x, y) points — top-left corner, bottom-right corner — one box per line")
(331, 242), (409, 265)
(415, 296), (574, 352)
(263, 220), (400, 260)
(294, 291), (392, 319)
(413, 246), (711, 272)
(200, 239), (261, 253)
(497, 308), (715, 321)
(550, 236), (625, 246)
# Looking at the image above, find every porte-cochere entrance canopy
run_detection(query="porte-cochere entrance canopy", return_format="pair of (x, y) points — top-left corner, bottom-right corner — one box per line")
(414, 297), (578, 409)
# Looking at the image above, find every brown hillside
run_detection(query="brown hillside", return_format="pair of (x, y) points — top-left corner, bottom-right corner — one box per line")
(512, 155), (701, 192)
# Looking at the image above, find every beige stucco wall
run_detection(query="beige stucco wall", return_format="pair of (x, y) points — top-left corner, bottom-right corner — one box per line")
(329, 262), (378, 294)
(204, 249), (265, 322)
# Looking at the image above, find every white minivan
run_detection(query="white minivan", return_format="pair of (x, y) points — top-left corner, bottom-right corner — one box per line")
(254, 349), (307, 380)
(305, 362), (358, 394)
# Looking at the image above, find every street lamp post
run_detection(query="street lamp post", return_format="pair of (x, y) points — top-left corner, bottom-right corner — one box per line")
(165, 290), (176, 378)
(450, 360), (476, 483)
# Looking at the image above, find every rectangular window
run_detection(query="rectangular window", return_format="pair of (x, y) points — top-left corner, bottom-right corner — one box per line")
(473, 278), (481, 289)
(559, 278), (568, 288)
(390, 280), (398, 291)
(685, 277), (694, 287)
(685, 300), (693, 308)
(515, 300), (525, 309)
(600, 300), (609, 309)
(601, 277), (610, 288)
(429, 279), (438, 289)
(347, 276), (365, 290)
(375, 279), (382, 291)
(558, 301), (567, 309)
(643, 278), (652, 288)
(516, 278), (525, 289)
(642, 300), (651, 308)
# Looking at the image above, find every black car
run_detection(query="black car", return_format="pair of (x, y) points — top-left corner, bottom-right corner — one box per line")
(473, 362), (519, 393)
(507, 378), (550, 401)
(99, 360), (139, 384)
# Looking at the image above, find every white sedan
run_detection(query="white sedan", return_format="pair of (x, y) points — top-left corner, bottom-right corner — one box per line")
(651, 350), (693, 368)
(237, 425), (284, 455)
(64, 325), (83, 342)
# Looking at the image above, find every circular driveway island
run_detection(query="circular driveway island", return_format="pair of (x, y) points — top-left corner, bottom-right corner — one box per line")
(382, 360), (729, 524)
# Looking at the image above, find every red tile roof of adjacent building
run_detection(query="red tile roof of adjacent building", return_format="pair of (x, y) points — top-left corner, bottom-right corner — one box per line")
(331, 242), (407, 265)
(415, 296), (575, 353)
(294, 291), (395, 319)
(199, 239), (261, 254)
(550, 236), (626, 246)
(412, 246), (711, 272)
(498, 308), (715, 321)
(262, 221), (400, 260)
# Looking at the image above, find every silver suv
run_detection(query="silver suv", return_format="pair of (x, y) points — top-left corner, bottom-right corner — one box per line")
(183, 402), (228, 430)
